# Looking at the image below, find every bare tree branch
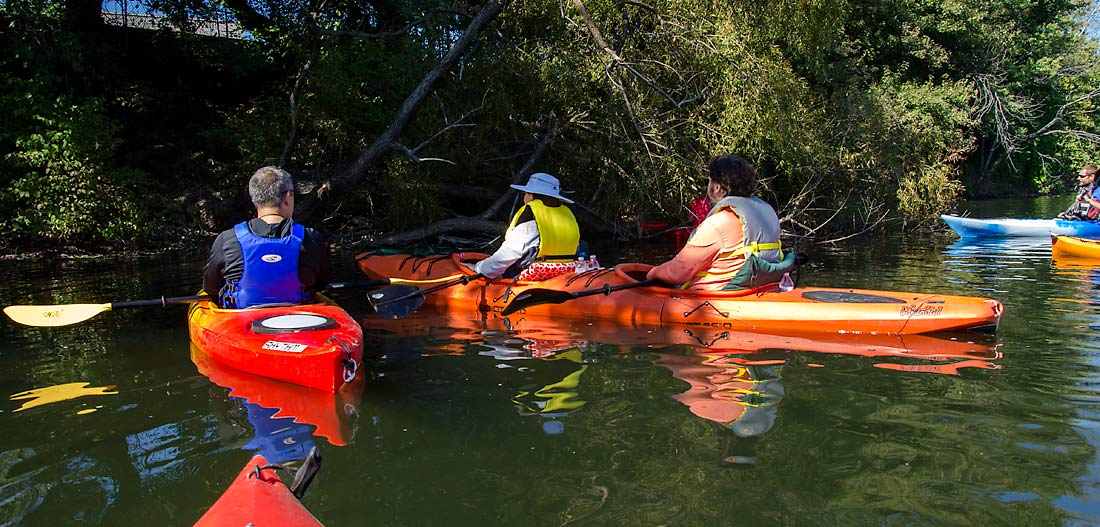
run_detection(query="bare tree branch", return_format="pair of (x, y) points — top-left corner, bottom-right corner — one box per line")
(479, 115), (560, 220)
(280, 33), (321, 166)
(321, 0), (503, 195)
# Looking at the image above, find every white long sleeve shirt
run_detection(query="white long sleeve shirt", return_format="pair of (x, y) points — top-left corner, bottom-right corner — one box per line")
(474, 220), (540, 278)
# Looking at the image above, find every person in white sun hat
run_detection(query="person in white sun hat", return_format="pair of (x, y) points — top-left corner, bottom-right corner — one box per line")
(471, 172), (582, 280)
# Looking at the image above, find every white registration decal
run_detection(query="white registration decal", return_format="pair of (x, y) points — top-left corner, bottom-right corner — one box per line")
(262, 341), (308, 353)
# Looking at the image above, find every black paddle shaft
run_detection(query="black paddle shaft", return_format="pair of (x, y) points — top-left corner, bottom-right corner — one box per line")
(108, 279), (390, 310)
(500, 279), (663, 316)
(111, 295), (210, 309)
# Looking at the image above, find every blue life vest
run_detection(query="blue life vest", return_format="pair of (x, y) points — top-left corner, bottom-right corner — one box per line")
(220, 221), (309, 308)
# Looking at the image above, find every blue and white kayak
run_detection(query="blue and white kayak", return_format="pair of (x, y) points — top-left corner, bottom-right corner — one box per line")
(941, 214), (1100, 238)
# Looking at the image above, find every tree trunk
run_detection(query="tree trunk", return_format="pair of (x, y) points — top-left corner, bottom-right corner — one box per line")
(297, 0), (504, 222)
(65, 0), (105, 33)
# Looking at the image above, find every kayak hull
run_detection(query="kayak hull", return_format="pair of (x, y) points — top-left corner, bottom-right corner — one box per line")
(193, 455), (323, 527)
(187, 295), (363, 392)
(941, 214), (1100, 238)
(356, 253), (1002, 335)
(1051, 234), (1100, 258)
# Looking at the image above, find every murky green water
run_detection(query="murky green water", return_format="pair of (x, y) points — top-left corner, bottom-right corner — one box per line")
(3, 196), (1100, 526)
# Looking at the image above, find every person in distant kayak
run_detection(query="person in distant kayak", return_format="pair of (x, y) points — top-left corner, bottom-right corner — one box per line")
(1057, 165), (1100, 220)
(647, 155), (794, 290)
(688, 194), (710, 228)
(204, 166), (330, 308)
(471, 172), (582, 281)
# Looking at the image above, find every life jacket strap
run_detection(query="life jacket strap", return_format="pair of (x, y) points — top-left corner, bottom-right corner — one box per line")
(715, 241), (783, 260)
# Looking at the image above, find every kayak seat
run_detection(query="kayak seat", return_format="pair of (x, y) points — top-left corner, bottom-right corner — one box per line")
(801, 291), (906, 303)
(252, 314), (340, 334)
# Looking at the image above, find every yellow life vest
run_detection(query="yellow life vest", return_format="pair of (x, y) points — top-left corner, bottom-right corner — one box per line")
(507, 199), (581, 262)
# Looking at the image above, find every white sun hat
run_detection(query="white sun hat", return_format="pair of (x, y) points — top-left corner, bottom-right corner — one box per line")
(510, 172), (574, 204)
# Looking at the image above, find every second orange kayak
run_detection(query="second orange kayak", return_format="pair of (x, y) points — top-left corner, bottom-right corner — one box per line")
(356, 252), (1003, 335)
(1052, 234), (1100, 258)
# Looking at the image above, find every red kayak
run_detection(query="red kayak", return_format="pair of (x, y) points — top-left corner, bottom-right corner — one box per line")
(188, 294), (363, 392)
(193, 455), (323, 527)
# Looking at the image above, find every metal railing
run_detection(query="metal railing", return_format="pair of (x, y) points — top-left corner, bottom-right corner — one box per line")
(101, 0), (245, 39)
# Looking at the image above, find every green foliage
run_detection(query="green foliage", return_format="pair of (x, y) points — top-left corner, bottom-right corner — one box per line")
(376, 163), (444, 230)
(0, 4), (153, 249)
(2, 0), (1098, 251)
(0, 93), (150, 247)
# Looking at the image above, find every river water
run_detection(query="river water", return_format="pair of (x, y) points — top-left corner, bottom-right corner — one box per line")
(2, 196), (1100, 526)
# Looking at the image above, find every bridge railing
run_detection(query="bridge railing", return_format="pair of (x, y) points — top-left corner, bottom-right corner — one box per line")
(101, 0), (245, 39)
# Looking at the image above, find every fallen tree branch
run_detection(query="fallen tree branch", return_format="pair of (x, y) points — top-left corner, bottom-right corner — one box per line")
(326, 0), (504, 194)
(369, 217), (505, 248)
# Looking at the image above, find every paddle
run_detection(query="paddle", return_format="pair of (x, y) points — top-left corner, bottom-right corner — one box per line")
(500, 278), (664, 316)
(2, 277), (437, 327)
(369, 273), (485, 320)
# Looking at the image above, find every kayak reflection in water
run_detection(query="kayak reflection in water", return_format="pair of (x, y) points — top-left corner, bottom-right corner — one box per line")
(241, 401), (317, 465)
(656, 349), (787, 466)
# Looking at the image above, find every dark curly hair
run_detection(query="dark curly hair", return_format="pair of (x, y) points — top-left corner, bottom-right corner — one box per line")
(708, 155), (757, 198)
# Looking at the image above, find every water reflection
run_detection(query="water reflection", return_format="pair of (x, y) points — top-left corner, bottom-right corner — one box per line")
(942, 236), (1053, 295)
(9, 382), (117, 413)
(363, 309), (1002, 460)
(509, 349), (587, 435)
(655, 349), (786, 466)
(191, 345), (364, 453)
(944, 236), (1052, 260)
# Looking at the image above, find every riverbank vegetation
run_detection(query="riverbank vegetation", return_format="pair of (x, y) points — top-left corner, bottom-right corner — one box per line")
(2, 0), (1098, 253)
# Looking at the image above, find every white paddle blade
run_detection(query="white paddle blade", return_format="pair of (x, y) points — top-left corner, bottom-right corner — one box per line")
(3, 303), (112, 327)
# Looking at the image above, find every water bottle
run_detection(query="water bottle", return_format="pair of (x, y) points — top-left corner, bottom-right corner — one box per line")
(588, 254), (599, 270)
(779, 272), (794, 292)
(575, 257), (588, 274)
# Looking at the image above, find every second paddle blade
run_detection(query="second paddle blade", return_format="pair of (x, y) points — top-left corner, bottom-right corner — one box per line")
(499, 289), (576, 316)
(369, 285), (426, 319)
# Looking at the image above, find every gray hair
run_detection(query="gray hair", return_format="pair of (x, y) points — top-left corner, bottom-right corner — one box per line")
(248, 166), (294, 209)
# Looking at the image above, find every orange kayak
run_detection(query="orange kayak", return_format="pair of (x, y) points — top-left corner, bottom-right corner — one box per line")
(188, 295), (363, 392)
(356, 252), (1003, 335)
(193, 454), (323, 527)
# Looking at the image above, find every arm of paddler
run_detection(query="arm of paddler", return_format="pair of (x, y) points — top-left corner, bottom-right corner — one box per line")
(475, 221), (540, 279)
(202, 230), (235, 302)
(645, 222), (722, 286)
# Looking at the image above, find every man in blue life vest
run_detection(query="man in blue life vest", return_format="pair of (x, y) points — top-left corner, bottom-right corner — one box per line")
(203, 166), (330, 308)
(471, 172), (582, 280)
(1058, 165), (1100, 220)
